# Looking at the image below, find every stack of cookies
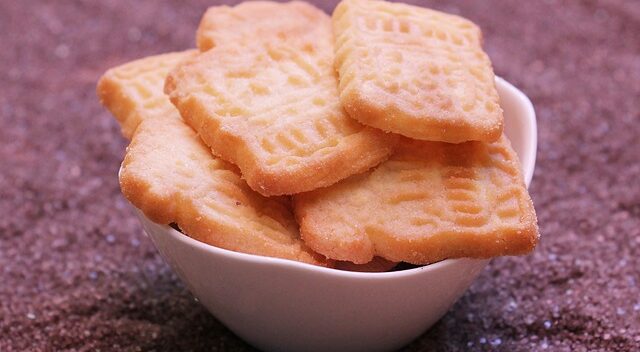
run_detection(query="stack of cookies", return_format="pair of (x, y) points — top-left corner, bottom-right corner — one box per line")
(98, 0), (538, 272)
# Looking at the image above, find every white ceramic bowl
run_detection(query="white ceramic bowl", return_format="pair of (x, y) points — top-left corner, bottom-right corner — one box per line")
(135, 77), (536, 352)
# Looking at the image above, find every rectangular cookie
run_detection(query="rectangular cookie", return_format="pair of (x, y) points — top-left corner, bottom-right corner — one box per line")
(166, 2), (395, 196)
(121, 116), (328, 265)
(333, 0), (503, 143)
(197, 1), (327, 51)
(293, 136), (538, 264)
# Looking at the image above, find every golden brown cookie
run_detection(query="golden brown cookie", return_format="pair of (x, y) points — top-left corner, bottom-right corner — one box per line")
(98, 52), (328, 265)
(166, 4), (395, 196)
(197, 1), (327, 51)
(97, 50), (197, 139)
(294, 136), (538, 264)
(333, 0), (503, 143)
(121, 117), (327, 265)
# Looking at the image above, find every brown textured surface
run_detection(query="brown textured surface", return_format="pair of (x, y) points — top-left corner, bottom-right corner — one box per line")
(1, 0), (639, 351)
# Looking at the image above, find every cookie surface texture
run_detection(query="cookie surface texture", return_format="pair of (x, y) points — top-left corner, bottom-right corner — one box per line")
(101, 53), (327, 265)
(294, 136), (538, 264)
(333, 0), (503, 143)
(97, 50), (197, 139)
(167, 2), (395, 196)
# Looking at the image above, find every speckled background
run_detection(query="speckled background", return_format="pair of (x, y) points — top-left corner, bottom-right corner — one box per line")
(1, 0), (639, 351)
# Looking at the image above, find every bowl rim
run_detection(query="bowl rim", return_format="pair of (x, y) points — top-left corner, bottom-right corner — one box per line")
(139, 76), (537, 279)
(496, 76), (537, 185)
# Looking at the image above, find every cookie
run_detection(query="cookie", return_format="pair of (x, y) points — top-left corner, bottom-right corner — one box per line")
(294, 136), (538, 264)
(166, 5), (395, 196)
(335, 257), (397, 272)
(122, 117), (328, 265)
(197, 1), (327, 51)
(100, 53), (328, 265)
(97, 50), (197, 139)
(333, 0), (503, 143)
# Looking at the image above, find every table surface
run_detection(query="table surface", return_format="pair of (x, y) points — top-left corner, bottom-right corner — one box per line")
(2, 0), (639, 351)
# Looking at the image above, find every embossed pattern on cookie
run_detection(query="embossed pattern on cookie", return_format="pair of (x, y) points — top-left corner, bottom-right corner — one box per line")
(167, 5), (395, 196)
(333, 0), (503, 143)
(97, 50), (197, 139)
(293, 136), (538, 264)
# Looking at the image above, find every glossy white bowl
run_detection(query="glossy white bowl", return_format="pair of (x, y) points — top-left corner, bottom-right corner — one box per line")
(135, 77), (536, 352)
